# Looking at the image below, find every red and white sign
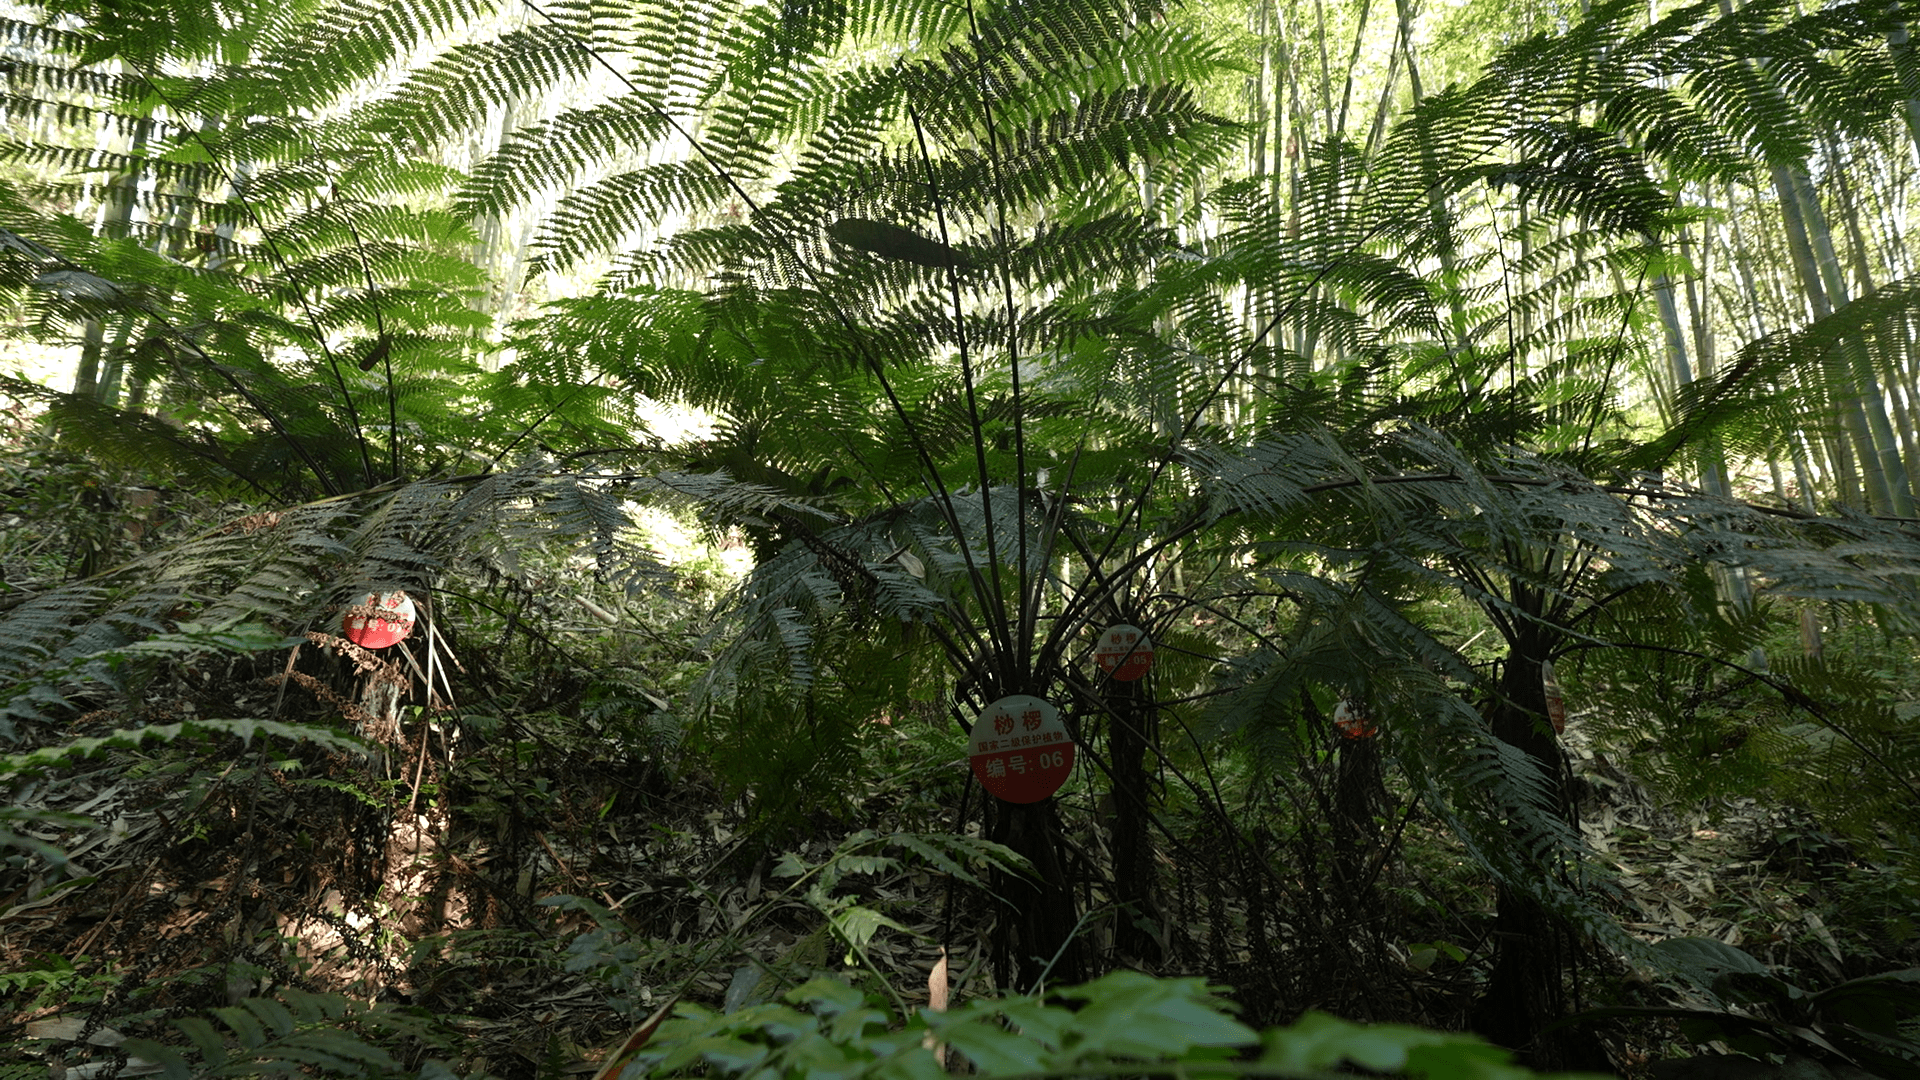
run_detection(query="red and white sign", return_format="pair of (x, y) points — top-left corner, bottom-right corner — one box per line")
(1333, 696), (1377, 740)
(1094, 624), (1153, 682)
(967, 695), (1073, 803)
(343, 590), (416, 649)
(1541, 659), (1566, 735)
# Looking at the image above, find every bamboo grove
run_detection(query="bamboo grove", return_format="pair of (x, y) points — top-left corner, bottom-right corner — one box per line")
(2, 0), (1920, 1070)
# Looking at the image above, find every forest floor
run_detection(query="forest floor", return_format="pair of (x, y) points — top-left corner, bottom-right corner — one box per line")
(4, 707), (1915, 1078)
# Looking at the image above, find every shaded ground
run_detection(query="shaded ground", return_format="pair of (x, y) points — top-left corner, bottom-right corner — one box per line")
(7, 698), (1915, 1078)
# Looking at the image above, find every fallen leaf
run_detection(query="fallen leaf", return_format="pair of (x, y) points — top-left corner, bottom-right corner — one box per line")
(27, 1018), (124, 1044)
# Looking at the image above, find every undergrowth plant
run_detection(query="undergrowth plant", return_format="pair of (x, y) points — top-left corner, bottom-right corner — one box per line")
(617, 972), (1608, 1080)
(2, 0), (1920, 1067)
(23, 973), (1609, 1079)
(1559, 937), (1920, 1078)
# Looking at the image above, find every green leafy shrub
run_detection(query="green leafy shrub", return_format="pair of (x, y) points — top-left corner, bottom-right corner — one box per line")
(1564, 937), (1920, 1079)
(623, 973), (1605, 1080)
(49, 974), (1602, 1080)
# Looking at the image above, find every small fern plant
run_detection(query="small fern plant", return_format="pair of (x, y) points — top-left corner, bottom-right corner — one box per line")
(115, 988), (443, 1080)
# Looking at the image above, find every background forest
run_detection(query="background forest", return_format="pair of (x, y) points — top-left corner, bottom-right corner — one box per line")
(3, 0), (1920, 1073)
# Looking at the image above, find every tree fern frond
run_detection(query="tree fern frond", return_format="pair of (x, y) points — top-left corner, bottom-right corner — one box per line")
(0, 376), (276, 495)
(457, 95), (676, 218)
(0, 56), (141, 101)
(1491, 122), (1681, 236)
(527, 161), (730, 272)
(361, 26), (594, 147)
(624, 0), (731, 110)
(0, 141), (215, 193)
(253, 0), (500, 112)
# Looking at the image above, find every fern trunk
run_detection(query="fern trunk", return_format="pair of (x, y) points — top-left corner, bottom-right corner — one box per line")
(989, 798), (1084, 990)
(1103, 675), (1162, 962)
(1470, 609), (1603, 1070)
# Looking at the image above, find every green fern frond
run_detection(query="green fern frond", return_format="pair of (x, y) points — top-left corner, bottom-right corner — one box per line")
(119, 989), (414, 1080)
(0, 141), (215, 193)
(457, 95), (675, 218)
(528, 162), (731, 272)
(362, 26), (595, 147)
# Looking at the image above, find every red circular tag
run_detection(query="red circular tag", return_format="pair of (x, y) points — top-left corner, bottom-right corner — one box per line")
(967, 695), (1074, 804)
(1094, 624), (1153, 682)
(1333, 697), (1377, 740)
(343, 590), (416, 649)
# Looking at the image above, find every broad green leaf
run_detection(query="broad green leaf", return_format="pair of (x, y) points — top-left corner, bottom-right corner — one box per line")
(996, 999), (1075, 1050)
(938, 1017), (1049, 1074)
(1812, 969), (1920, 1035)
(696, 1036), (770, 1072)
(788, 977), (866, 1015)
(1064, 973), (1256, 1059)
(1650, 936), (1770, 985)
(871, 1046), (947, 1080)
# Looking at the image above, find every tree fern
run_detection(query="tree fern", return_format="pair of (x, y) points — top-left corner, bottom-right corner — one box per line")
(8, 0), (1920, 1051)
(0, 460), (710, 738)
